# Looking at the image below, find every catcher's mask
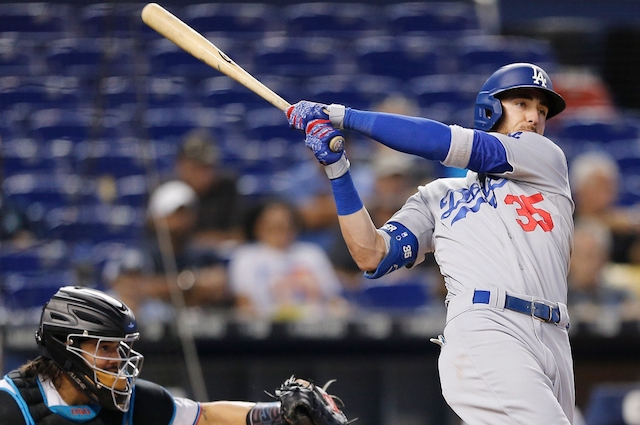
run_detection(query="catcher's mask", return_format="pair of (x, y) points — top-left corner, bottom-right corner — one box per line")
(474, 62), (566, 131)
(35, 286), (144, 412)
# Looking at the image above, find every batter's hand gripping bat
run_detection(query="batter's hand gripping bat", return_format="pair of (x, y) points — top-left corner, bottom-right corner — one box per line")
(141, 3), (344, 152)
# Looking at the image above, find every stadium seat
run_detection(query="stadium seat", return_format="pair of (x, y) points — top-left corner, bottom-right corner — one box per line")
(617, 155), (640, 207)
(305, 74), (403, 110)
(283, 3), (380, 36)
(3, 270), (75, 310)
(30, 108), (95, 143)
(253, 36), (339, 79)
(146, 76), (191, 108)
(0, 34), (33, 76)
(0, 3), (66, 35)
(354, 35), (447, 81)
(46, 38), (106, 79)
(385, 2), (481, 35)
(0, 76), (83, 112)
(584, 382), (640, 425)
(410, 73), (486, 124)
(147, 37), (216, 81)
(75, 139), (147, 178)
(455, 35), (556, 74)
(182, 3), (275, 36)
(198, 76), (268, 110)
(355, 283), (431, 313)
(79, 3), (142, 38)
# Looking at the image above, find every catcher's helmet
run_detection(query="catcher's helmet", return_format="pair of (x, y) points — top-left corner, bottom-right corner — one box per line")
(474, 63), (566, 131)
(35, 286), (143, 412)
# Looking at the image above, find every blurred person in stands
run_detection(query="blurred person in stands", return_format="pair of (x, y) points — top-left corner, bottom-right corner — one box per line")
(228, 199), (348, 321)
(107, 180), (232, 319)
(570, 151), (640, 264)
(567, 218), (640, 329)
(0, 285), (345, 425)
(0, 198), (38, 249)
(175, 128), (248, 255)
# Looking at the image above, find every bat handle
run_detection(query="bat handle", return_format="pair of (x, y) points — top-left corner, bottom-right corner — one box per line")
(329, 135), (345, 153)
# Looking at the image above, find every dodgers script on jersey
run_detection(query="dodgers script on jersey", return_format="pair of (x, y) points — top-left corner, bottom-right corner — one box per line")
(391, 130), (574, 305)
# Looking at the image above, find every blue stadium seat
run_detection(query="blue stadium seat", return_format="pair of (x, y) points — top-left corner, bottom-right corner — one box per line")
(455, 35), (556, 74)
(44, 204), (145, 244)
(0, 34), (34, 76)
(146, 76), (191, 108)
(385, 2), (481, 36)
(30, 108), (93, 143)
(46, 38), (106, 79)
(0, 76), (83, 112)
(617, 155), (640, 207)
(283, 3), (380, 36)
(3, 172), (77, 210)
(75, 139), (147, 178)
(305, 74), (403, 110)
(0, 3), (66, 35)
(3, 270), (75, 310)
(584, 382), (640, 425)
(147, 37), (216, 81)
(355, 283), (431, 313)
(253, 36), (339, 79)
(354, 35), (447, 81)
(79, 3), (142, 38)
(410, 73), (486, 124)
(198, 76), (268, 110)
(182, 3), (275, 36)
(557, 119), (640, 145)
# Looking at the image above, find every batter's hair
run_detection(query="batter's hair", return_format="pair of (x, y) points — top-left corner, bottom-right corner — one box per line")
(19, 356), (64, 386)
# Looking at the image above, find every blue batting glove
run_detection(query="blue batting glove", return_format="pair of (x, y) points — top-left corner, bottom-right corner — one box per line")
(305, 119), (345, 165)
(286, 101), (329, 132)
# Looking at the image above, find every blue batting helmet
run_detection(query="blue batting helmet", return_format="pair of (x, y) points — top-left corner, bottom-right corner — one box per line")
(474, 63), (566, 131)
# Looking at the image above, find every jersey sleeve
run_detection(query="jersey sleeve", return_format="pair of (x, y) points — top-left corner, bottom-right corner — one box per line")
(489, 131), (571, 196)
(385, 190), (437, 267)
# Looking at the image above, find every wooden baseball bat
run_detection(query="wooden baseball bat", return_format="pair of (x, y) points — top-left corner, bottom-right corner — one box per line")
(141, 3), (344, 152)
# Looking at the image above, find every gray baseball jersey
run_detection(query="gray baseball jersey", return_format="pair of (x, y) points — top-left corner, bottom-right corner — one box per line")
(391, 129), (574, 304)
(386, 129), (576, 424)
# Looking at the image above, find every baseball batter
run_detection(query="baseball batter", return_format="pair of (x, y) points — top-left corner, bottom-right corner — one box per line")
(287, 63), (575, 424)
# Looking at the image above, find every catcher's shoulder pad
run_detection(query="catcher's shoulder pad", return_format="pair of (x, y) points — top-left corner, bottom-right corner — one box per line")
(275, 376), (350, 425)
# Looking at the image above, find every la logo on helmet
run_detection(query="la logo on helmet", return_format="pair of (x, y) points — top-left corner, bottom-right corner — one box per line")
(532, 66), (547, 87)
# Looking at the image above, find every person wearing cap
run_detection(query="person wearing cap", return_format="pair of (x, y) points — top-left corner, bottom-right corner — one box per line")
(107, 180), (232, 318)
(175, 128), (248, 253)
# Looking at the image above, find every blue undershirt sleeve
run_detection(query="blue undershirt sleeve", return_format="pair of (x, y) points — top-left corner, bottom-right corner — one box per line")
(343, 109), (451, 161)
(467, 131), (512, 174)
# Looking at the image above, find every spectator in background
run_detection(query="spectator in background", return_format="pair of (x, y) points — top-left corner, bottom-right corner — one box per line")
(568, 218), (640, 330)
(175, 128), (248, 255)
(228, 199), (348, 321)
(107, 180), (232, 319)
(570, 151), (640, 264)
(0, 198), (38, 249)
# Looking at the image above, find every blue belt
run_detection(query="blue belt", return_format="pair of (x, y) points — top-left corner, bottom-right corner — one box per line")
(472, 290), (561, 324)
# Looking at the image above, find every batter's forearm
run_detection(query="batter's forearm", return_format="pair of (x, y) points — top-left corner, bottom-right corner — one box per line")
(338, 209), (386, 272)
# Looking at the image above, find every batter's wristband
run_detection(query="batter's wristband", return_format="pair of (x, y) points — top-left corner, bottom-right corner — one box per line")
(324, 154), (350, 179)
(330, 171), (364, 216)
(247, 402), (283, 425)
(328, 104), (346, 129)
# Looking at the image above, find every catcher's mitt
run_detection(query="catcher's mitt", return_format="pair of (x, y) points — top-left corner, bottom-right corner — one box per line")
(275, 376), (351, 425)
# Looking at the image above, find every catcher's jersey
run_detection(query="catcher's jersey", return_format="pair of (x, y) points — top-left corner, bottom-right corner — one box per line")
(390, 130), (574, 304)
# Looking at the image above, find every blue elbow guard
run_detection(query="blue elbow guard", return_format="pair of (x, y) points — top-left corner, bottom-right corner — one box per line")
(365, 222), (418, 279)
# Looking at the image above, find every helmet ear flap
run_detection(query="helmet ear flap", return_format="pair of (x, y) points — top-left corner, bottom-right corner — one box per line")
(474, 93), (502, 131)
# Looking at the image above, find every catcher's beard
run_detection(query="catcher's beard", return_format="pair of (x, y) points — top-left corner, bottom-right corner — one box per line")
(93, 370), (128, 391)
